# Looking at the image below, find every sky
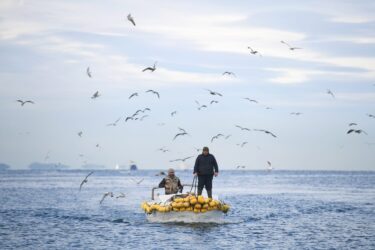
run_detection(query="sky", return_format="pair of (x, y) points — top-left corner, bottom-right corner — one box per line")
(0, 0), (374, 170)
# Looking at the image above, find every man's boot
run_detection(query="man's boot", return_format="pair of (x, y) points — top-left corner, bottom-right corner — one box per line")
(207, 190), (212, 198)
(198, 188), (203, 196)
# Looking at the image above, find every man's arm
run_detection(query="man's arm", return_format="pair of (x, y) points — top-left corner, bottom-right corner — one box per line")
(178, 179), (183, 192)
(212, 155), (219, 173)
(193, 156), (199, 174)
(158, 178), (166, 188)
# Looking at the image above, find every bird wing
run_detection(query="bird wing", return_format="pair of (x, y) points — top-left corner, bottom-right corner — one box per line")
(281, 40), (291, 48)
(86, 171), (94, 179)
(79, 180), (85, 191)
(142, 67), (153, 72)
(99, 193), (108, 204)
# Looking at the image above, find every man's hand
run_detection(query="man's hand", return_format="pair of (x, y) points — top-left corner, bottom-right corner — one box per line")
(214, 172), (218, 177)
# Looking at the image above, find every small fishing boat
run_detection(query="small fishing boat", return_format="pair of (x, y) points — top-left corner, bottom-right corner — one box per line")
(141, 179), (230, 223)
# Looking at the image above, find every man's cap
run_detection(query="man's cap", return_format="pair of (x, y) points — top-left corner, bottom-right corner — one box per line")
(202, 146), (209, 152)
(168, 168), (175, 173)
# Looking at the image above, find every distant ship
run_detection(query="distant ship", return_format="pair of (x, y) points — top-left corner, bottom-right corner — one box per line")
(130, 161), (138, 171)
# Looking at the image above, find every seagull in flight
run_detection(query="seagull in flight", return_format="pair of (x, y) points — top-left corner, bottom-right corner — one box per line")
(86, 67), (92, 78)
(290, 112), (302, 115)
(131, 178), (144, 185)
(327, 89), (335, 98)
(254, 129), (277, 138)
(198, 105), (207, 110)
(236, 142), (248, 147)
(211, 133), (224, 143)
(247, 46), (261, 56)
(17, 100), (34, 106)
(170, 156), (193, 162)
(205, 89), (223, 97)
(171, 111), (177, 116)
(100, 192), (114, 204)
(142, 62), (157, 72)
(78, 131), (83, 137)
(178, 127), (187, 133)
(225, 134), (232, 139)
(91, 91), (100, 99)
(267, 161), (273, 171)
(107, 118), (121, 126)
(173, 132), (188, 140)
(235, 125), (251, 131)
(244, 98), (258, 103)
(222, 71), (236, 77)
(236, 165), (246, 169)
(139, 115), (148, 121)
(348, 123), (357, 126)
(116, 192), (126, 199)
(129, 92), (138, 99)
(280, 40), (302, 50)
(347, 129), (367, 135)
(125, 116), (134, 122)
(210, 100), (219, 105)
(146, 89), (160, 98)
(127, 13), (136, 26)
(79, 171), (94, 191)
(367, 113), (375, 118)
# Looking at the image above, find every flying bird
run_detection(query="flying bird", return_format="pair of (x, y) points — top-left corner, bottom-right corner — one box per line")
(327, 89), (335, 98)
(17, 100), (34, 106)
(107, 118), (121, 126)
(247, 46), (261, 56)
(100, 192), (114, 204)
(173, 132), (188, 140)
(79, 171), (94, 191)
(347, 129), (367, 135)
(125, 116), (133, 122)
(139, 115), (148, 121)
(366, 113), (375, 118)
(116, 192), (126, 199)
(171, 111), (177, 116)
(198, 105), (207, 110)
(236, 165), (246, 169)
(178, 127), (187, 133)
(91, 91), (100, 99)
(142, 62), (157, 72)
(290, 112), (302, 115)
(170, 156), (193, 162)
(348, 123), (357, 126)
(235, 125), (251, 131)
(222, 71), (236, 77)
(236, 142), (248, 147)
(78, 131), (83, 137)
(127, 13), (136, 26)
(210, 100), (219, 105)
(280, 40), (302, 50)
(131, 178), (144, 185)
(244, 98), (258, 103)
(225, 134), (232, 139)
(194, 147), (201, 152)
(129, 92), (138, 99)
(146, 89), (160, 98)
(211, 133), (224, 143)
(205, 89), (223, 97)
(86, 67), (92, 78)
(253, 129), (277, 138)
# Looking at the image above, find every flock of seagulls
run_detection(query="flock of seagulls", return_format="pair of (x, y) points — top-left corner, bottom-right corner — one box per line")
(15, 12), (374, 175)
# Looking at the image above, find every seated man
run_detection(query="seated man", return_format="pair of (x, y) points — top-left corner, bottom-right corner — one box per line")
(158, 168), (183, 195)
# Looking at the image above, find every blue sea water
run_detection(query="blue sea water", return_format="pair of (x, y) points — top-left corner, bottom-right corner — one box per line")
(0, 170), (374, 249)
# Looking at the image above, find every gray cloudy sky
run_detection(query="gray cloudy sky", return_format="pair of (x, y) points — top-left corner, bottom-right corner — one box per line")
(0, 0), (374, 170)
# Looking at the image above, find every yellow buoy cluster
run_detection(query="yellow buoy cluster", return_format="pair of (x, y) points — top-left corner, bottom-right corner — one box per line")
(141, 195), (230, 214)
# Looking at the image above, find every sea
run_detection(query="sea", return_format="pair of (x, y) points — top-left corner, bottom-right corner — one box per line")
(0, 169), (374, 249)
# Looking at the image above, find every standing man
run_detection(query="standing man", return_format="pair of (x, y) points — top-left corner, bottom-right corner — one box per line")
(193, 147), (219, 198)
(158, 168), (183, 195)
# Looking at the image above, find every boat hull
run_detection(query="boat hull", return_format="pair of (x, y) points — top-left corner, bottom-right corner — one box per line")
(146, 210), (224, 223)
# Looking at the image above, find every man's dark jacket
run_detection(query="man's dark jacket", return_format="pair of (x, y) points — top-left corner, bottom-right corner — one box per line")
(193, 154), (219, 175)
